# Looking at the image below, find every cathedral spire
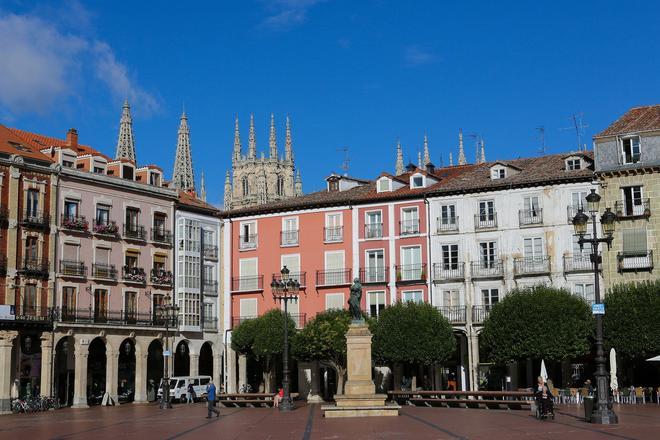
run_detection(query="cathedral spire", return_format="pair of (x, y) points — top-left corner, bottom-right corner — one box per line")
(423, 134), (430, 170)
(449, 151), (454, 166)
(269, 113), (278, 159)
(395, 139), (404, 175)
(285, 115), (293, 161)
(200, 171), (207, 202)
(295, 169), (302, 196)
(115, 99), (136, 162)
(233, 116), (241, 164)
(479, 139), (486, 164)
(224, 170), (232, 210)
(457, 128), (466, 165)
(248, 114), (256, 159)
(172, 110), (195, 192)
(417, 151), (422, 170)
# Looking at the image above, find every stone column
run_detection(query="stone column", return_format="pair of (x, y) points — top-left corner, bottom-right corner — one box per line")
(189, 354), (199, 377)
(105, 349), (119, 403)
(72, 344), (89, 408)
(238, 354), (247, 390)
(213, 354), (222, 391)
(0, 331), (17, 413)
(468, 333), (480, 391)
(226, 348), (237, 393)
(134, 352), (148, 403)
(40, 334), (53, 398)
(308, 360), (323, 403)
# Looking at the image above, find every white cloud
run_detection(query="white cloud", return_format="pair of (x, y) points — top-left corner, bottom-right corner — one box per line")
(261, 0), (325, 30)
(0, 6), (159, 116)
(404, 45), (436, 67)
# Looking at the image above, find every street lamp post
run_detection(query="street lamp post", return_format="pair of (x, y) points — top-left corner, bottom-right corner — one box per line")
(160, 294), (179, 410)
(572, 189), (618, 424)
(270, 266), (300, 412)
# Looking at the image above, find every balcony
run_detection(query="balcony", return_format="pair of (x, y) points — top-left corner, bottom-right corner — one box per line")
(203, 245), (218, 260)
(615, 199), (651, 219)
(151, 228), (172, 245)
(399, 219), (420, 236)
(92, 220), (119, 236)
(20, 210), (50, 230)
(436, 306), (467, 324)
(122, 266), (147, 284)
(232, 315), (257, 328)
(514, 256), (551, 277)
(519, 209), (543, 226)
(475, 213), (497, 230)
(324, 226), (343, 243)
(59, 260), (87, 278)
(56, 307), (173, 327)
(272, 271), (307, 288)
(5, 305), (53, 324)
(316, 269), (351, 287)
(150, 269), (173, 286)
(365, 223), (383, 239)
(432, 263), (465, 282)
(60, 214), (89, 232)
(617, 251), (654, 272)
(123, 224), (147, 241)
(281, 230), (299, 246)
(470, 260), (504, 279)
(471, 305), (493, 324)
(437, 216), (459, 233)
(395, 264), (427, 284)
(563, 254), (598, 273)
(19, 258), (49, 279)
(203, 317), (218, 332)
(567, 205), (590, 223)
(231, 275), (264, 292)
(203, 280), (219, 295)
(91, 263), (117, 280)
(359, 267), (388, 284)
(239, 234), (258, 250)
(231, 313), (306, 329)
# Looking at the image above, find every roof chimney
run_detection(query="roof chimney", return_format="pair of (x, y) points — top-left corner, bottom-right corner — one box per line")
(426, 162), (435, 174)
(66, 128), (78, 149)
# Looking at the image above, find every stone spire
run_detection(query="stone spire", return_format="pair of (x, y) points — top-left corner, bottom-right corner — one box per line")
(172, 110), (195, 192)
(479, 139), (486, 164)
(224, 170), (232, 209)
(423, 134), (430, 169)
(233, 116), (241, 164)
(248, 114), (256, 159)
(457, 129), (466, 165)
(285, 115), (293, 161)
(295, 169), (302, 196)
(200, 171), (207, 202)
(115, 99), (136, 162)
(449, 151), (454, 166)
(269, 113), (277, 159)
(417, 151), (422, 170)
(395, 139), (404, 175)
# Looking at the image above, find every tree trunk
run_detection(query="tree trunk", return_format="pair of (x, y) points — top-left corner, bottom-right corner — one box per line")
(336, 366), (346, 395)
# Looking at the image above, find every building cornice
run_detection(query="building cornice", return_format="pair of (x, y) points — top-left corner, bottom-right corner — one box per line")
(60, 168), (178, 200)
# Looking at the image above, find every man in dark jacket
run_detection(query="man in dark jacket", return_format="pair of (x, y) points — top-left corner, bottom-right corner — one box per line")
(206, 382), (220, 419)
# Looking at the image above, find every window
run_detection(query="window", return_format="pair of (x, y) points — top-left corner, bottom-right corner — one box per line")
(365, 250), (385, 282)
(478, 201), (495, 221)
(325, 293), (345, 310)
(122, 165), (134, 180)
(25, 236), (38, 260)
(325, 213), (342, 242)
(239, 298), (257, 320)
(411, 175), (424, 188)
(64, 200), (78, 220)
(440, 205), (457, 226)
(125, 291), (137, 321)
(479, 242), (497, 266)
(622, 186), (644, 216)
(365, 211), (383, 238)
(62, 286), (76, 319)
(281, 217), (299, 246)
(572, 234), (591, 256)
(62, 242), (79, 266)
(401, 207), (419, 235)
(377, 178), (390, 192)
(153, 254), (166, 273)
(442, 289), (461, 307)
(94, 289), (108, 322)
(523, 196), (540, 217)
(441, 244), (459, 270)
(26, 189), (39, 217)
(239, 258), (258, 290)
(621, 136), (641, 164)
(96, 205), (110, 226)
(400, 246), (422, 280)
(571, 191), (588, 211)
(368, 291), (386, 318)
(204, 303), (215, 321)
(328, 179), (339, 192)
(281, 254), (301, 280)
(153, 294), (165, 316)
(23, 284), (37, 314)
(482, 288), (499, 306)
(325, 251), (345, 284)
(402, 290), (423, 303)
(93, 166), (105, 174)
(574, 283), (595, 303)
(622, 229), (647, 256)
(566, 159), (581, 170)
(240, 222), (257, 249)
(125, 251), (139, 270)
(150, 172), (161, 186)
(242, 177), (249, 196)
(277, 176), (284, 196)
(523, 237), (543, 259)
(125, 208), (139, 230)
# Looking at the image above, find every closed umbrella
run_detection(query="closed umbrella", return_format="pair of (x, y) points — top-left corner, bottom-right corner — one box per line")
(609, 348), (618, 392)
(646, 355), (660, 362)
(540, 359), (548, 383)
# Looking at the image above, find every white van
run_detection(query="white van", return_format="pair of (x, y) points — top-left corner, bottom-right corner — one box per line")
(157, 376), (212, 403)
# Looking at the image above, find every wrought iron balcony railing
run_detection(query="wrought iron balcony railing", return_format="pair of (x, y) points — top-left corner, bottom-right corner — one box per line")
(471, 305), (493, 323)
(203, 280), (218, 294)
(232, 315), (257, 328)
(150, 269), (173, 286)
(231, 275), (264, 292)
(239, 234), (258, 250)
(56, 307), (174, 327)
(365, 223), (383, 239)
(432, 262), (465, 282)
(123, 224), (147, 241)
(470, 260), (504, 278)
(122, 266), (147, 284)
(6, 305), (53, 323)
(92, 219), (119, 236)
(395, 264), (427, 284)
(359, 267), (388, 284)
(399, 219), (420, 236)
(203, 317), (218, 331)
(231, 313), (306, 329)
(20, 210), (50, 229)
(563, 254), (598, 273)
(92, 263), (117, 280)
(272, 271), (306, 288)
(324, 226), (343, 242)
(513, 256), (551, 276)
(59, 260), (87, 277)
(437, 216), (459, 233)
(617, 251), (654, 272)
(316, 269), (351, 286)
(151, 228), (172, 245)
(19, 258), (49, 278)
(203, 245), (218, 260)
(436, 306), (467, 324)
(475, 213), (497, 230)
(567, 205), (590, 223)
(519, 209), (543, 226)
(614, 199), (651, 219)
(281, 230), (299, 246)
(60, 214), (89, 232)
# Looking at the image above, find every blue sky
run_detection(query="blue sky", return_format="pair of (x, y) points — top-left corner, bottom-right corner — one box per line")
(1, 1), (659, 206)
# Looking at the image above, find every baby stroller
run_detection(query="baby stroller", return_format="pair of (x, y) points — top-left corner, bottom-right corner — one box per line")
(535, 390), (555, 420)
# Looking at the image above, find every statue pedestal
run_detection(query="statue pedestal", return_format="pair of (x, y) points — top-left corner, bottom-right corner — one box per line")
(322, 322), (400, 418)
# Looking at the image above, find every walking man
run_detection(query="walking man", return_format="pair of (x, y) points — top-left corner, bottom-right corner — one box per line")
(206, 381), (220, 419)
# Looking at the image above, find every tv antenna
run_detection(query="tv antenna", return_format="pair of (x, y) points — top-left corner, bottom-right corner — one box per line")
(560, 113), (589, 151)
(536, 126), (546, 155)
(337, 147), (350, 176)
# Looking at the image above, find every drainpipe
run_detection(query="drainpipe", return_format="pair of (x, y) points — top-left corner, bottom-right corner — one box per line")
(50, 167), (61, 399)
(424, 196), (432, 305)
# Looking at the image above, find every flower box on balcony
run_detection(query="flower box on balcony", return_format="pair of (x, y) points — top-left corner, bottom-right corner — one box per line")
(94, 221), (119, 235)
(62, 216), (89, 231)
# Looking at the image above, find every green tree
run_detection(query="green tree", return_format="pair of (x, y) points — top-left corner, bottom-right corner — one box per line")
(604, 280), (660, 360)
(231, 317), (258, 355)
(291, 309), (352, 394)
(480, 285), (593, 365)
(371, 301), (456, 367)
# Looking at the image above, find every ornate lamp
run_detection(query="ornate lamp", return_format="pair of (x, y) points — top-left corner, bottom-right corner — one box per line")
(601, 208), (617, 238)
(572, 210), (589, 237)
(586, 189), (601, 213)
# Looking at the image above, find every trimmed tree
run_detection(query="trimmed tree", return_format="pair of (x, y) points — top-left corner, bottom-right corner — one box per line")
(480, 285), (593, 365)
(371, 301), (456, 367)
(604, 280), (660, 360)
(291, 309), (352, 395)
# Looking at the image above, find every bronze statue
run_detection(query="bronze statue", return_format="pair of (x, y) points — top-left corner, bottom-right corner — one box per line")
(348, 278), (363, 321)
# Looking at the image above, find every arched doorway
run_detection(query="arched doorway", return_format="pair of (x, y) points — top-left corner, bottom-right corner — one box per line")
(199, 342), (213, 377)
(118, 339), (136, 402)
(54, 336), (74, 406)
(87, 338), (106, 405)
(18, 332), (42, 398)
(174, 341), (189, 376)
(147, 339), (163, 401)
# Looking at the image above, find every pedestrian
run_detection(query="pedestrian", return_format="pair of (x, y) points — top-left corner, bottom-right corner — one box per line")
(187, 382), (196, 404)
(274, 387), (283, 408)
(206, 381), (219, 419)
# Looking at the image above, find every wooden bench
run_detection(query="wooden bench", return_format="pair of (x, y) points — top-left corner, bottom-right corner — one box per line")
(409, 398), (531, 410)
(217, 392), (300, 408)
(389, 390), (534, 410)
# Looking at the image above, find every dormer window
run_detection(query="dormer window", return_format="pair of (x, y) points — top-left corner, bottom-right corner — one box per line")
(411, 174), (424, 189)
(122, 165), (134, 180)
(377, 177), (391, 193)
(621, 136), (641, 164)
(149, 172), (161, 186)
(566, 158), (581, 171)
(491, 167), (506, 179)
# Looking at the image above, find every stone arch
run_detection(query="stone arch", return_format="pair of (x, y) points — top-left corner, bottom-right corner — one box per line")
(54, 335), (75, 406)
(199, 342), (213, 377)
(87, 337), (107, 405)
(174, 340), (190, 376)
(146, 338), (164, 402)
(117, 338), (136, 402)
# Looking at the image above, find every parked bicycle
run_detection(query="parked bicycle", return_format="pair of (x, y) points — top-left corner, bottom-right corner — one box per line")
(239, 384), (253, 393)
(11, 396), (57, 414)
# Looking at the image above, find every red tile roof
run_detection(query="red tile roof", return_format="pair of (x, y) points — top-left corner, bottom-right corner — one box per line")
(9, 127), (112, 161)
(178, 190), (220, 213)
(595, 105), (660, 137)
(0, 125), (53, 162)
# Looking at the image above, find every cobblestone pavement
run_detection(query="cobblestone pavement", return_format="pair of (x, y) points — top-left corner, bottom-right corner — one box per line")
(0, 402), (658, 440)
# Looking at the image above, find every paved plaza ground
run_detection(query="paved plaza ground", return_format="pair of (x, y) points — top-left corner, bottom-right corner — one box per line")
(1, 402), (658, 440)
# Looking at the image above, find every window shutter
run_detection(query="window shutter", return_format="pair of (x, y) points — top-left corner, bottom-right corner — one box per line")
(622, 229), (647, 254)
(281, 255), (300, 274)
(95, 247), (110, 265)
(239, 259), (257, 276)
(63, 243), (78, 261)
(325, 252), (344, 270)
(326, 293), (344, 310)
(240, 298), (257, 317)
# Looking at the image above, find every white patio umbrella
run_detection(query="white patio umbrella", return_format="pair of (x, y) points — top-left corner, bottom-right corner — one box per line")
(646, 355), (660, 362)
(540, 359), (548, 383)
(609, 348), (618, 392)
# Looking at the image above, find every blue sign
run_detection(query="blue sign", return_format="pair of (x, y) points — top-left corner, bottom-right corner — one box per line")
(164, 350), (171, 357)
(592, 303), (605, 315)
